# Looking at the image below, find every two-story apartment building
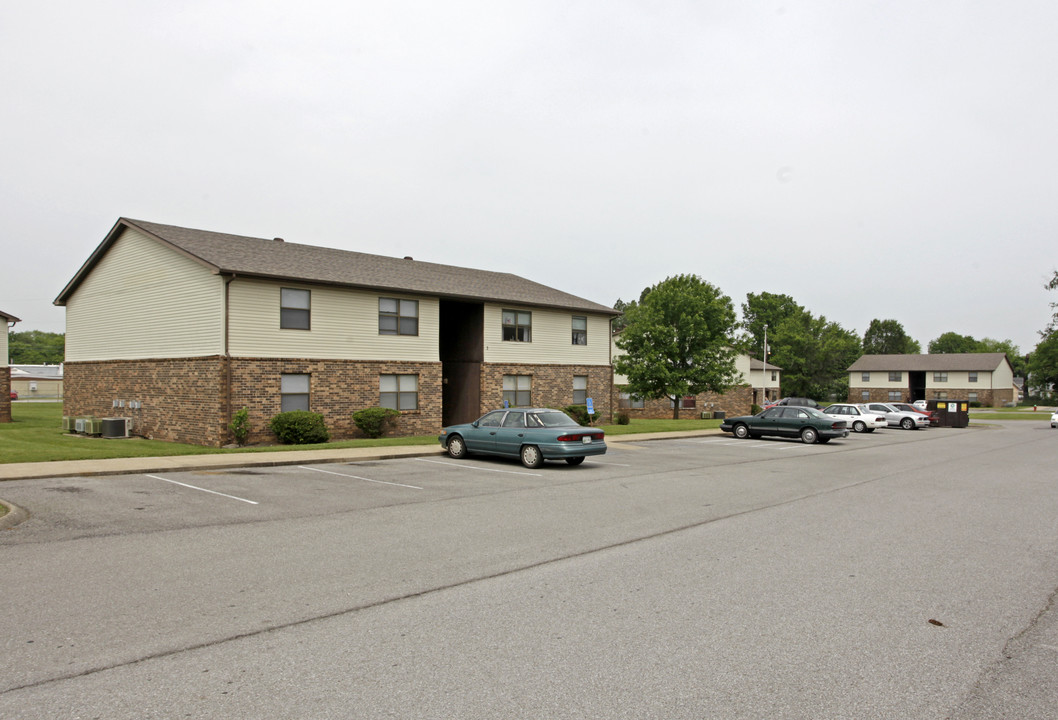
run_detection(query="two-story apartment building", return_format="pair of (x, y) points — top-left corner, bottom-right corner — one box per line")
(55, 219), (618, 446)
(1, 310), (19, 423)
(847, 353), (1016, 406)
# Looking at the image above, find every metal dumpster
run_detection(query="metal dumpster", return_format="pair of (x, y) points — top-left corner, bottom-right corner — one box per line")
(927, 400), (969, 428)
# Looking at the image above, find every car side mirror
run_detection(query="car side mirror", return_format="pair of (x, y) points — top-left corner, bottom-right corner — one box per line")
(472, 421), (480, 428)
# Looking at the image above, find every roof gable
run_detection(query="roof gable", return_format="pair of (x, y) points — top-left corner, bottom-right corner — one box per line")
(56, 218), (618, 315)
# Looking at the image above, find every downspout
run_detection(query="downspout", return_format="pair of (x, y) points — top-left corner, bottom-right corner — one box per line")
(224, 274), (236, 441)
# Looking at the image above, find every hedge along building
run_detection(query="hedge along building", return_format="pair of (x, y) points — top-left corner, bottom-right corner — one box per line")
(1, 309), (20, 423)
(55, 218), (618, 446)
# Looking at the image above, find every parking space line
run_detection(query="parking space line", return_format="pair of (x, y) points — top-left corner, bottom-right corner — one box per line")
(415, 458), (542, 476)
(300, 466), (422, 489)
(588, 460), (633, 467)
(145, 475), (259, 504)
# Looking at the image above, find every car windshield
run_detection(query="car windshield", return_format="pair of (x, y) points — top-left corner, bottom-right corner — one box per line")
(527, 410), (579, 428)
(802, 407), (828, 419)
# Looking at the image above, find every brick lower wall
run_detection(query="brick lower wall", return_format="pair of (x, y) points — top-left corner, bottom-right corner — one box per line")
(848, 387), (1014, 407)
(64, 357), (227, 445)
(1, 368), (10, 423)
(480, 363), (614, 418)
(230, 358), (442, 444)
(615, 384), (755, 420)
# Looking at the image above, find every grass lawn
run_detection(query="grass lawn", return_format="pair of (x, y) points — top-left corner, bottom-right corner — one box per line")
(1, 402), (723, 464)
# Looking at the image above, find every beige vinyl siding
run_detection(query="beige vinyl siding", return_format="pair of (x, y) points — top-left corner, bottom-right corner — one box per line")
(990, 362), (1014, 389)
(484, 305), (610, 366)
(849, 372), (907, 389)
(65, 228), (224, 361)
(228, 279), (439, 361)
(927, 370), (1004, 388)
(1, 329), (7, 367)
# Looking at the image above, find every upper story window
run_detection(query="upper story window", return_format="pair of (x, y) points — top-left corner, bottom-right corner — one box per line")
(502, 310), (532, 342)
(280, 288), (311, 330)
(379, 298), (419, 336)
(280, 373), (310, 412)
(888, 371), (902, 382)
(862, 372), (870, 382)
(771, 370), (778, 381)
(572, 316), (587, 345)
(968, 372), (978, 383)
(934, 372), (948, 382)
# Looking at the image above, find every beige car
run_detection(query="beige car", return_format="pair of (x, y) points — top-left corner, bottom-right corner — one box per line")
(823, 404), (888, 433)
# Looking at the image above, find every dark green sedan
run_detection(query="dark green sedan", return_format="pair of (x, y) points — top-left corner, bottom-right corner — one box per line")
(720, 406), (849, 444)
(439, 408), (606, 468)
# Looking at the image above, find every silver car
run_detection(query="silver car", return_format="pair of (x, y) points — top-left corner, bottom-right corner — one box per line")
(866, 402), (930, 430)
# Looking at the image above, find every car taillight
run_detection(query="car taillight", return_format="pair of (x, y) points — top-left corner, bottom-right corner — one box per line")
(831, 423), (843, 430)
(557, 432), (604, 442)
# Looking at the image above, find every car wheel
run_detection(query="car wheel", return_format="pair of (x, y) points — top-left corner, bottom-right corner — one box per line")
(446, 435), (467, 459)
(521, 445), (543, 468)
(901, 417), (915, 430)
(733, 423), (750, 439)
(565, 456), (585, 466)
(853, 421), (866, 433)
(800, 427), (818, 444)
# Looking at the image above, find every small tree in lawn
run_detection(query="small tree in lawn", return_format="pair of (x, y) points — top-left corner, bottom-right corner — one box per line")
(614, 274), (740, 419)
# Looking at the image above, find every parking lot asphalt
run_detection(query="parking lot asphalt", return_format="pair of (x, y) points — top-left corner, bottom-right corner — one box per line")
(0, 429), (723, 483)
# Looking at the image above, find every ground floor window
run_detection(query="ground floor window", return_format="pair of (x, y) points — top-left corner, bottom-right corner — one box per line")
(934, 391), (948, 399)
(861, 390), (870, 402)
(888, 391), (902, 402)
(968, 391), (978, 403)
(619, 392), (645, 409)
(280, 373), (310, 412)
(503, 375), (531, 407)
(380, 374), (418, 411)
(573, 375), (587, 404)
(671, 395), (696, 409)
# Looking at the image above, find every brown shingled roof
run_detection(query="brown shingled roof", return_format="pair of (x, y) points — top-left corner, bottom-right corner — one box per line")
(847, 353), (1010, 372)
(56, 218), (618, 315)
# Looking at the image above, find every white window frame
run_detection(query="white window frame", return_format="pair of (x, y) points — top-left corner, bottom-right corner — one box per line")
(380, 374), (418, 411)
(503, 375), (532, 406)
(280, 373), (310, 412)
(280, 288), (311, 330)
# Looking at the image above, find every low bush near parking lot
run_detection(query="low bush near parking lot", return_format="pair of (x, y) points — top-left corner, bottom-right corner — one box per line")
(563, 404), (600, 426)
(269, 411), (330, 444)
(352, 407), (400, 438)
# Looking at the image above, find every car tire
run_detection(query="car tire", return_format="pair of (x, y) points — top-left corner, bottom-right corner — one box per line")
(733, 423), (750, 439)
(565, 456), (585, 466)
(800, 427), (818, 444)
(446, 435), (467, 459)
(521, 445), (543, 468)
(853, 421), (866, 433)
(900, 417), (915, 430)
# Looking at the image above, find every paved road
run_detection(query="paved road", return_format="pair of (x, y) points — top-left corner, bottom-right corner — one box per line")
(2, 422), (1057, 718)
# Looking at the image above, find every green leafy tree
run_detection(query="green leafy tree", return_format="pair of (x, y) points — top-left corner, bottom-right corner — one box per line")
(928, 332), (980, 354)
(1044, 271), (1058, 336)
(611, 298), (637, 332)
(740, 292), (807, 354)
(862, 319), (921, 355)
(8, 331), (65, 364)
(768, 313), (862, 399)
(614, 275), (739, 419)
(1028, 333), (1058, 399)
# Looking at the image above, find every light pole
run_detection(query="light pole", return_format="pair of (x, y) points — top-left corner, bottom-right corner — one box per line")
(762, 324), (768, 405)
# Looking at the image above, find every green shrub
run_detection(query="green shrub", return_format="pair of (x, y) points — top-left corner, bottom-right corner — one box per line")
(352, 407), (400, 439)
(751, 404), (763, 414)
(268, 410), (330, 444)
(563, 404), (600, 426)
(228, 407), (250, 445)
(615, 411), (631, 425)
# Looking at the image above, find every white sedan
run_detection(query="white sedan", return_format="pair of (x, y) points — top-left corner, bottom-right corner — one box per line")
(866, 402), (931, 430)
(823, 404), (888, 433)
(1051, 410), (1058, 429)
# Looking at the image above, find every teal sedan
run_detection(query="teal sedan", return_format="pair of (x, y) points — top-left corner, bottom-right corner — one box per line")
(720, 406), (849, 444)
(439, 408), (607, 468)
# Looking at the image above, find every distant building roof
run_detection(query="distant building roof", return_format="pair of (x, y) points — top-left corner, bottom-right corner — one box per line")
(1, 310), (20, 323)
(749, 358), (782, 371)
(55, 218), (618, 315)
(11, 365), (63, 379)
(848, 353), (1010, 372)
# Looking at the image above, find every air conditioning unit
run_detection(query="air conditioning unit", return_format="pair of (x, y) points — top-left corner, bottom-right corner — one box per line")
(62, 416), (74, 431)
(83, 418), (103, 436)
(74, 418), (87, 433)
(101, 417), (130, 439)
(700, 411), (713, 419)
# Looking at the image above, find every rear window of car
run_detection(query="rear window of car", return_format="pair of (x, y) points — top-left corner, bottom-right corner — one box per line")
(529, 411), (579, 428)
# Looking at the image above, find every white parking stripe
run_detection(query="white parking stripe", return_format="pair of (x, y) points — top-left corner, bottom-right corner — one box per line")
(301, 466), (422, 489)
(415, 458), (542, 476)
(146, 475), (259, 504)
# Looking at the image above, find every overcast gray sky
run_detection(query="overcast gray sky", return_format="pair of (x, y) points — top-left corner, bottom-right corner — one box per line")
(3, 1), (1055, 354)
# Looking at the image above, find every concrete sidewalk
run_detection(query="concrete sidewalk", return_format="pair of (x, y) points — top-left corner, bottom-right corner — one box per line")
(0, 430), (721, 482)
